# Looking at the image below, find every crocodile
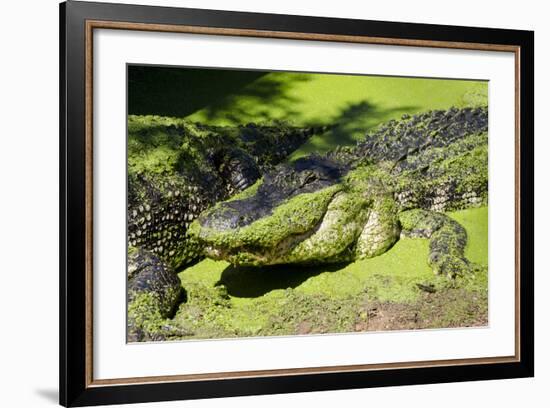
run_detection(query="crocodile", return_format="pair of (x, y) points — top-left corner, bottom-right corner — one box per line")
(189, 107), (488, 278)
(127, 116), (324, 341)
(128, 116), (324, 269)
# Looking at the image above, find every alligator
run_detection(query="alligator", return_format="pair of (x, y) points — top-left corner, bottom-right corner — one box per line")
(127, 116), (324, 341)
(128, 116), (324, 269)
(189, 106), (488, 278)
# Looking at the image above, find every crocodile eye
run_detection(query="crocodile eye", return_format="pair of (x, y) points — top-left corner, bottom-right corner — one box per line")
(303, 172), (318, 184)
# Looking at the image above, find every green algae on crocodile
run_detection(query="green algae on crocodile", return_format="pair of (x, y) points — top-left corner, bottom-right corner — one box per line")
(127, 247), (185, 341)
(127, 118), (327, 340)
(128, 117), (325, 269)
(189, 106), (488, 278)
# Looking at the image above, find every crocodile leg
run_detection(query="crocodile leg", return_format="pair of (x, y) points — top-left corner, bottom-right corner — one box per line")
(398, 209), (474, 278)
(127, 247), (184, 342)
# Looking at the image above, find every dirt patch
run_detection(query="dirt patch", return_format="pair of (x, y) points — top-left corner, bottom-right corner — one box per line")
(297, 321), (313, 335)
(362, 304), (419, 331)
(361, 288), (488, 332)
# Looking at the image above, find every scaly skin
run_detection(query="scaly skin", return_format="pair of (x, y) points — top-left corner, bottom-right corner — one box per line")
(127, 117), (324, 340)
(128, 116), (325, 269)
(127, 247), (183, 342)
(190, 107), (488, 278)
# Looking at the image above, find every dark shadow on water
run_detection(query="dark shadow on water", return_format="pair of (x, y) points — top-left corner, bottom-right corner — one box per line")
(128, 66), (267, 117)
(128, 66), (312, 124)
(198, 72), (312, 125)
(216, 262), (350, 298)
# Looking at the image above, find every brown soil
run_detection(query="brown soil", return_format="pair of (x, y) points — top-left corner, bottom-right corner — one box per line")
(358, 288), (488, 332)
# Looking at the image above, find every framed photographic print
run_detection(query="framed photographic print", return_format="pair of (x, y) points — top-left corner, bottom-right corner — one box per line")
(59, 0), (534, 406)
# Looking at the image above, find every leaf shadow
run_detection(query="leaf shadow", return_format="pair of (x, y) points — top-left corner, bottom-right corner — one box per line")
(128, 66), (312, 124)
(290, 101), (420, 158)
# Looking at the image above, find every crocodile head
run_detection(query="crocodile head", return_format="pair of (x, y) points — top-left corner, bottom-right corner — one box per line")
(188, 107), (489, 267)
(188, 156), (400, 266)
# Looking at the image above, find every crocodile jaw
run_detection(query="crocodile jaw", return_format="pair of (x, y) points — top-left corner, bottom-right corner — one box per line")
(190, 187), (400, 266)
(199, 196), (356, 265)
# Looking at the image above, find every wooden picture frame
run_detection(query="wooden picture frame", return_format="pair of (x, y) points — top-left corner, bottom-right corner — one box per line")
(59, 1), (534, 406)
